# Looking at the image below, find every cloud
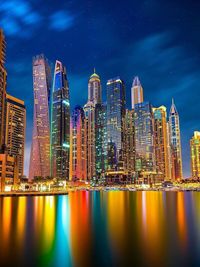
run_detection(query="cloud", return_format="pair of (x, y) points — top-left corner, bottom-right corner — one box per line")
(50, 10), (75, 31)
(0, 0), (42, 37)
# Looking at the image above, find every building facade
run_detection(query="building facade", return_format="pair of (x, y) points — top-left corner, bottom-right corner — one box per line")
(169, 99), (183, 180)
(106, 77), (126, 171)
(84, 101), (96, 179)
(83, 70), (103, 179)
(190, 131), (200, 178)
(134, 101), (155, 173)
(5, 94), (26, 178)
(124, 109), (135, 175)
(153, 106), (170, 180)
(95, 103), (107, 176)
(51, 60), (70, 179)
(70, 106), (86, 180)
(131, 76), (143, 109)
(0, 153), (19, 192)
(0, 29), (6, 150)
(29, 55), (52, 180)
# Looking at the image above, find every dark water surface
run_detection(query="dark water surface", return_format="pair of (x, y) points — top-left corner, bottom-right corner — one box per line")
(0, 191), (200, 267)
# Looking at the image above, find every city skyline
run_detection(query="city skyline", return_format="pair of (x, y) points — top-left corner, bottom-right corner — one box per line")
(1, 1), (200, 177)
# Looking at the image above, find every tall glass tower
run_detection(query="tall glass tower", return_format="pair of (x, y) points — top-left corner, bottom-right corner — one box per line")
(51, 60), (70, 180)
(0, 29), (6, 150)
(169, 99), (183, 180)
(95, 103), (107, 176)
(107, 77), (126, 171)
(134, 101), (155, 173)
(29, 55), (51, 180)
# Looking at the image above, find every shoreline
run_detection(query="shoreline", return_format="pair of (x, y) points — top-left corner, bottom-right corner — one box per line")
(0, 191), (68, 197)
(1, 187), (200, 196)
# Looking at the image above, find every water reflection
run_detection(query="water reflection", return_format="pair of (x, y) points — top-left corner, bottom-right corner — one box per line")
(0, 192), (200, 267)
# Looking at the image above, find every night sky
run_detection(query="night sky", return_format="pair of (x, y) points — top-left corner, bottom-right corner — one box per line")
(0, 0), (200, 177)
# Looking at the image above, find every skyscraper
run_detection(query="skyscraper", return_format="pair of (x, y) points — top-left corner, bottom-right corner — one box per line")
(124, 109), (135, 175)
(190, 131), (200, 178)
(84, 101), (96, 179)
(153, 106), (170, 180)
(51, 60), (70, 179)
(169, 99), (183, 180)
(88, 68), (101, 104)
(0, 29), (6, 150)
(29, 55), (52, 180)
(131, 76), (143, 109)
(95, 103), (107, 176)
(70, 106), (86, 180)
(107, 77), (126, 171)
(5, 94), (26, 178)
(84, 70), (102, 179)
(134, 101), (155, 173)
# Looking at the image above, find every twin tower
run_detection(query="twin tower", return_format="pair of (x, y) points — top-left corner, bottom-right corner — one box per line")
(29, 55), (70, 180)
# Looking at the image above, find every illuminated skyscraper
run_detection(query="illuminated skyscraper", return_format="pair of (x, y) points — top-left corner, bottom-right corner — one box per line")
(107, 77), (126, 171)
(190, 131), (200, 178)
(95, 103), (107, 176)
(0, 29), (6, 150)
(124, 109), (135, 175)
(169, 99), (183, 180)
(88, 68), (101, 104)
(51, 60), (70, 179)
(70, 106), (86, 180)
(29, 55), (51, 179)
(131, 76), (143, 109)
(84, 101), (96, 179)
(84, 70), (102, 179)
(5, 94), (26, 178)
(153, 106), (170, 180)
(134, 102), (155, 173)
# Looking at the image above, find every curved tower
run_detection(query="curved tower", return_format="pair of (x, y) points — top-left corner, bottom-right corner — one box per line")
(29, 55), (51, 180)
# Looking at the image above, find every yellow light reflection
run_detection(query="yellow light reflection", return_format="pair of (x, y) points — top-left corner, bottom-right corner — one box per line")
(177, 192), (187, 249)
(43, 196), (55, 251)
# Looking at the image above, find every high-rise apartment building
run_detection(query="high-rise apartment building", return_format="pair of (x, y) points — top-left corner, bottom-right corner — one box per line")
(107, 77), (126, 171)
(124, 109), (135, 175)
(95, 103), (107, 176)
(169, 99), (183, 180)
(29, 55), (52, 179)
(0, 29), (6, 150)
(51, 60), (70, 179)
(70, 106), (86, 180)
(5, 94), (26, 178)
(83, 70), (102, 179)
(131, 76), (143, 109)
(190, 131), (200, 178)
(134, 101), (155, 173)
(84, 101), (96, 179)
(153, 106), (170, 180)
